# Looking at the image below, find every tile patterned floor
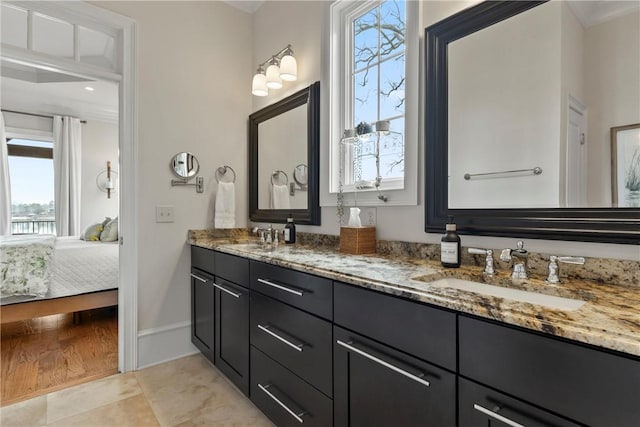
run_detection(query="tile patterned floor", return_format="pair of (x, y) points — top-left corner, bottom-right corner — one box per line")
(0, 354), (274, 427)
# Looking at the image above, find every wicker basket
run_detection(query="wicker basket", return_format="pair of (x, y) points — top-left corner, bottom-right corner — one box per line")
(339, 226), (376, 254)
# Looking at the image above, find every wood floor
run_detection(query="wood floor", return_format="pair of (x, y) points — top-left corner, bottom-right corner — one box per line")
(0, 307), (118, 406)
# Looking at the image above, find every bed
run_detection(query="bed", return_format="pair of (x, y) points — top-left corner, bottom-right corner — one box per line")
(0, 236), (118, 324)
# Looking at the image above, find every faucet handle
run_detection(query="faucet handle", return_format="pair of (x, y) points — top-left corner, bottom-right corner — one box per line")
(546, 255), (585, 284)
(468, 248), (496, 275)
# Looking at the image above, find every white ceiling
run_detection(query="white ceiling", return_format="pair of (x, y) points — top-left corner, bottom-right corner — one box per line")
(223, 0), (264, 14)
(1, 62), (118, 123)
(567, 0), (640, 28)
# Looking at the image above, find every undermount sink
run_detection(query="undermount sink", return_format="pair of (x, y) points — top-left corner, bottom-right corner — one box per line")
(424, 277), (586, 311)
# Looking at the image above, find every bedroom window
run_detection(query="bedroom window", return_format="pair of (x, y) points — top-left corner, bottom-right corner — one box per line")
(329, 0), (418, 206)
(7, 138), (55, 235)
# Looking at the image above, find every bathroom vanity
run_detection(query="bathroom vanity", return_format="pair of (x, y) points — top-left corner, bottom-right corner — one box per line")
(188, 236), (640, 427)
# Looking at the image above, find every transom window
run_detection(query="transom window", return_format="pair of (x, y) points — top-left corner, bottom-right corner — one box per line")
(329, 0), (418, 206)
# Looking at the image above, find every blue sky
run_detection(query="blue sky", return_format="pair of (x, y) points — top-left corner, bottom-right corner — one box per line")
(7, 141), (54, 205)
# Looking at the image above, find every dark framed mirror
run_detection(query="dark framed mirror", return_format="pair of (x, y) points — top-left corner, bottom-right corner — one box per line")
(425, 1), (639, 244)
(249, 81), (320, 225)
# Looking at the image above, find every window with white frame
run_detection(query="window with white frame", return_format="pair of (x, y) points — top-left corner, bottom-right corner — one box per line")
(330, 0), (418, 205)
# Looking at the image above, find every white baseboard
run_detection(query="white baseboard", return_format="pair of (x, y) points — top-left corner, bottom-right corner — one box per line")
(137, 321), (199, 369)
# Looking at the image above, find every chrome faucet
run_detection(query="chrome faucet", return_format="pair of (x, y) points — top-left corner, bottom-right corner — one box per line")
(468, 247), (496, 276)
(500, 240), (529, 281)
(546, 256), (585, 284)
(252, 224), (280, 246)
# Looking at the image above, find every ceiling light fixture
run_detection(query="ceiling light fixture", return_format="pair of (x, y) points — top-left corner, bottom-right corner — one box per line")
(251, 44), (297, 96)
(85, 86), (94, 91)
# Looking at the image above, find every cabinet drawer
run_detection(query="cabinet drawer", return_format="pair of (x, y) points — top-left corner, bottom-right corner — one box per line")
(334, 282), (456, 371)
(214, 252), (249, 285)
(250, 347), (332, 427)
(459, 315), (640, 426)
(251, 292), (332, 397)
(250, 261), (332, 320)
(459, 377), (580, 427)
(191, 246), (215, 274)
(334, 326), (455, 427)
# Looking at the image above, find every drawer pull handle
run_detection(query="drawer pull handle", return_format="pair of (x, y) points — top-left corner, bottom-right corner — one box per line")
(257, 324), (304, 352)
(473, 404), (525, 427)
(190, 273), (207, 283)
(336, 340), (430, 387)
(213, 282), (242, 298)
(258, 383), (306, 424)
(257, 278), (304, 296)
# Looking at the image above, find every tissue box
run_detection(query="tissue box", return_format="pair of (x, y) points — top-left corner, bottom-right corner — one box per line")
(340, 226), (376, 254)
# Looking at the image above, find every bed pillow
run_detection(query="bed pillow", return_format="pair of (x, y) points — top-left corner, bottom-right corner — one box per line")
(81, 217), (111, 241)
(100, 217), (118, 242)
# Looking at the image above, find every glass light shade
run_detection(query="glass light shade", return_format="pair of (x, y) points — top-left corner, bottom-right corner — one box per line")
(279, 54), (297, 81)
(265, 63), (282, 89)
(252, 72), (268, 96)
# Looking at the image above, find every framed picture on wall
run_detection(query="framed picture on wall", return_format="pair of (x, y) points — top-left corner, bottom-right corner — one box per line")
(611, 123), (640, 207)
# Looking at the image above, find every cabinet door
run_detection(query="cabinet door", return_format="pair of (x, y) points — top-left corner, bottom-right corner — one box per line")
(191, 269), (214, 363)
(334, 326), (455, 427)
(214, 277), (249, 395)
(459, 378), (580, 427)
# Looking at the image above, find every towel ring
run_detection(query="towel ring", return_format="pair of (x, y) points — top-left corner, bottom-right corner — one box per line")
(270, 170), (289, 186)
(215, 165), (236, 183)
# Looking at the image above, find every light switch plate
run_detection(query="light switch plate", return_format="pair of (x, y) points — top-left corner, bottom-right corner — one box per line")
(156, 205), (175, 223)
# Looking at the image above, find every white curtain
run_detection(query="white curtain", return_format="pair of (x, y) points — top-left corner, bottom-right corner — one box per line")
(0, 113), (11, 236)
(53, 116), (82, 236)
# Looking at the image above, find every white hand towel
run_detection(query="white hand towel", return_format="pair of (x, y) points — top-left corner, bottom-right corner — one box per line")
(214, 182), (236, 228)
(271, 184), (290, 209)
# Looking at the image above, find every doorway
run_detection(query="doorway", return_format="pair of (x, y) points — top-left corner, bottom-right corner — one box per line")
(0, 1), (137, 377)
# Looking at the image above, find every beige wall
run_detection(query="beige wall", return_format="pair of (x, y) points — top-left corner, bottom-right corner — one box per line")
(253, 0), (637, 261)
(585, 11), (640, 206)
(86, 0), (638, 345)
(80, 119), (119, 230)
(93, 1), (253, 331)
(448, 1), (562, 208)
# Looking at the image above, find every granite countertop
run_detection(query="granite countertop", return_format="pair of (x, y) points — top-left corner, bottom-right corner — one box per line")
(188, 234), (640, 358)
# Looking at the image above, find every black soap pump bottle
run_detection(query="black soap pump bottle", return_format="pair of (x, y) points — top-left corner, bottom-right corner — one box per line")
(441, 216), (461, 268)
(284, 216), (296, 244)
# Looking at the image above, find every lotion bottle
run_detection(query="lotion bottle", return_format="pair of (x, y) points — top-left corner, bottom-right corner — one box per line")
(284, 216), (296, 244)
(441, 216), (461, 268)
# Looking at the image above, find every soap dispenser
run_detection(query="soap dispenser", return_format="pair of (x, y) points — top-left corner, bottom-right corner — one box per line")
(284, 216), (296, 244)
(441, 216), (461, 268)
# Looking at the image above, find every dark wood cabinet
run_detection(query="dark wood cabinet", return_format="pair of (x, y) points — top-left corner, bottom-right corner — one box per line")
(190, 267), (215, 363)
(251, 346), (333, 427)
(459, 377), (580, 427)
(334, 326), (456, 427)
(190, 246), (640, 427)
(213, 252), (250, 396)
(459, 315), (640, 427)
(214, 277), (249, 395)
(251, 291), (333, 397)
(250, 260), (333, 320)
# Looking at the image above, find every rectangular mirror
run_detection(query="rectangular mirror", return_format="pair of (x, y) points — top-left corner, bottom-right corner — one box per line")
(425, 1), (639, 244)
(249, 82), (320, 225)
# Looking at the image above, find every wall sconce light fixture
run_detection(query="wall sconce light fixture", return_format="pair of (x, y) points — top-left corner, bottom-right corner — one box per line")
(96, 160), (117, 199)
(252, 44), (297, 96)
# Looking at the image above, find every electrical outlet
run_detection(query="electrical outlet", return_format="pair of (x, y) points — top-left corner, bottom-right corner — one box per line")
(156, 205), (175, 223)
(359, 207), (377, 226)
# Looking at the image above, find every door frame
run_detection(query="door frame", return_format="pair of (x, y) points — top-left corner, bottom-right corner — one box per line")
(2, 1), (138, 372)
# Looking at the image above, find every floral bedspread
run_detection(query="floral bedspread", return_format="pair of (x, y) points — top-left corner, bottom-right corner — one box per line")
(0, 235), (56, 297)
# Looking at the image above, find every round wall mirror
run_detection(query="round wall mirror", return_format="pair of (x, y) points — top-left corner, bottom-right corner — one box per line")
(171, 152), (199, 180)
(293, 164), (308, 188)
